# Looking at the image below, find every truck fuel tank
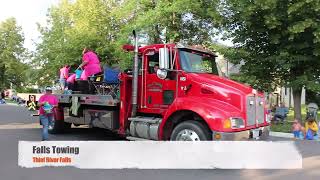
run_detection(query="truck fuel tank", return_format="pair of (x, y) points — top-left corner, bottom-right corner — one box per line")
(129, 117), (162, 140)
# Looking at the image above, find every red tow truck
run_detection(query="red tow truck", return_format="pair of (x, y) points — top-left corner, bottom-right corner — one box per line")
(51, 31), (270, 141)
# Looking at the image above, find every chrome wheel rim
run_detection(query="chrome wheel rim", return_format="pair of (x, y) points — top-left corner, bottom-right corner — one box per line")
(175, 129), (200, 141)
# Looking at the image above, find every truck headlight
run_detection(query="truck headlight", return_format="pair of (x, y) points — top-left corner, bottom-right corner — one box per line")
(224, 118), (245, 129)
(230, 118), (245, 129)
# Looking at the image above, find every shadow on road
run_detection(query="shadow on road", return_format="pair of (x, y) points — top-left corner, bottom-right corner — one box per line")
(0, 126), (126, 141)
(55, 127), (127, 141)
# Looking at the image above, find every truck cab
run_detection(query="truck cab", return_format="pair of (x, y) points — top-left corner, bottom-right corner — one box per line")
(119, 43), (270, 141)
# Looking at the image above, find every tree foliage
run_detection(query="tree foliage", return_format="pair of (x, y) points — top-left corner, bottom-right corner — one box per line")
(0, 17), (28, 90)
(220, 0), (320, 119)
(112, 0), (220, 44)
(33, 0), (222, 87)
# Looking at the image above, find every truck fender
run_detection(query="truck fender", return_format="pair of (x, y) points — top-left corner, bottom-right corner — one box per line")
(158, 98), (230, 140)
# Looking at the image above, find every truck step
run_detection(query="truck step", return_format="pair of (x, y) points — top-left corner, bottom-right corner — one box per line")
(126, 136), (153, 141)
(128, 116), (162, 124)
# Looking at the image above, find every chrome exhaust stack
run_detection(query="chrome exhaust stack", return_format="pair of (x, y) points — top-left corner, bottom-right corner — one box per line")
(131, 30), (139, 117)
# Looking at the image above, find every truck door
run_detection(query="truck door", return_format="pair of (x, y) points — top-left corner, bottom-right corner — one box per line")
(144, 51), (176, 111)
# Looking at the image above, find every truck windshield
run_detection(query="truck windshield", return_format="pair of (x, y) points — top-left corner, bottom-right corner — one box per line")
(179, 49), (218, 74)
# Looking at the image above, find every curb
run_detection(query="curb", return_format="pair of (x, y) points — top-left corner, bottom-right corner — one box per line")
(270, 131), (294, 138)
(6, 103), (19, 106)
(270, 131), (320, 141)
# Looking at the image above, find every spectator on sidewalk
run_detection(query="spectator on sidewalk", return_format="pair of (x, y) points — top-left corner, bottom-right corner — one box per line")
(292, 119), (303, 139)
(1, 90), (5, 99)
(305, 117), (319, 140)
(0, 98), (5, 104)
(0, 90), (5, 104)
(273, 103), (289, 123)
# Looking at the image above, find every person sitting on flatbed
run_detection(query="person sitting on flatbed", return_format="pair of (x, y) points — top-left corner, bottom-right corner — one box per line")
(78, 48), (102, 80)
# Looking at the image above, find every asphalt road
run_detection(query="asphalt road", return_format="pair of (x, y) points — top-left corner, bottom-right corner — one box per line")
(0, 104), (319, 180)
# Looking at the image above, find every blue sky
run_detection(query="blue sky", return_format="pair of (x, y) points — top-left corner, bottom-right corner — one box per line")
(0, 0), (59, 51)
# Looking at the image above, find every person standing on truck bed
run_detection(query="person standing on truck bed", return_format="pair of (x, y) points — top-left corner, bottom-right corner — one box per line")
(78, 48), (102, 80)
(59, 65), (70, 90)
(38, 86), (58, 141)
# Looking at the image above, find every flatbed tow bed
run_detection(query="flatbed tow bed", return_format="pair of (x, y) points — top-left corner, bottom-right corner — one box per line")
(50, 94), (121, 134)
(55, 94), (119, 107)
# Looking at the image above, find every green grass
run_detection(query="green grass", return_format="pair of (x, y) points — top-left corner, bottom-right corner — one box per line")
(4, 98), (16, 104)
(270, 104), (320, 133)
(270, 121), (293, 133)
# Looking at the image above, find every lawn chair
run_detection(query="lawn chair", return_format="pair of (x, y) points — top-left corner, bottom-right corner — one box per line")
(90, 66), (120, 98)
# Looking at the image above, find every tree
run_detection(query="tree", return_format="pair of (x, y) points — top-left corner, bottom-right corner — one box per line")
(34, 0), (222, 85)
(112, 0), (220, 44)
(220, 0), (320, 120)
(0, 17), (28, 90)
(34, 0), (124, 86)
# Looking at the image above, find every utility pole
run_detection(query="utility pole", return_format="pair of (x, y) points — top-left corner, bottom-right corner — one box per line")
(226, 59), (229, 77)
(289, 88), (292, 108)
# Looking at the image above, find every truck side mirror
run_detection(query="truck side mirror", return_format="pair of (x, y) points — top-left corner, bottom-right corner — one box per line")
(159, 47), (169, 69)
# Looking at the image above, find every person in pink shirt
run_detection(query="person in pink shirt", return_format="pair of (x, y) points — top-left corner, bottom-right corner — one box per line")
(38, 86), (59, 141)
(78, 48), (102, 80)
(65, 64), (80, 90)
(59, 65), (70, 90)
(67, 73), (76, 84)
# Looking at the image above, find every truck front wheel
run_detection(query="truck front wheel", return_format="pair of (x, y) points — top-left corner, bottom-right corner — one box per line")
(170, 120), (212, 141)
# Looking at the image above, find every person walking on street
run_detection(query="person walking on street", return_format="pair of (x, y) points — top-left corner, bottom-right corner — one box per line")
(38, 86), (58, 141)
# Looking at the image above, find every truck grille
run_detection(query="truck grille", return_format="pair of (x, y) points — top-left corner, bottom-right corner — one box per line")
(256, 96), (265, 124)
(246, 96), (265, 126)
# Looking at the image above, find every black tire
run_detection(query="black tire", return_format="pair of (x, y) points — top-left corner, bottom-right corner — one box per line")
(49, 121), (71, 134)
(64, 122), (72, 129)
(170, 120), (212, 141)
